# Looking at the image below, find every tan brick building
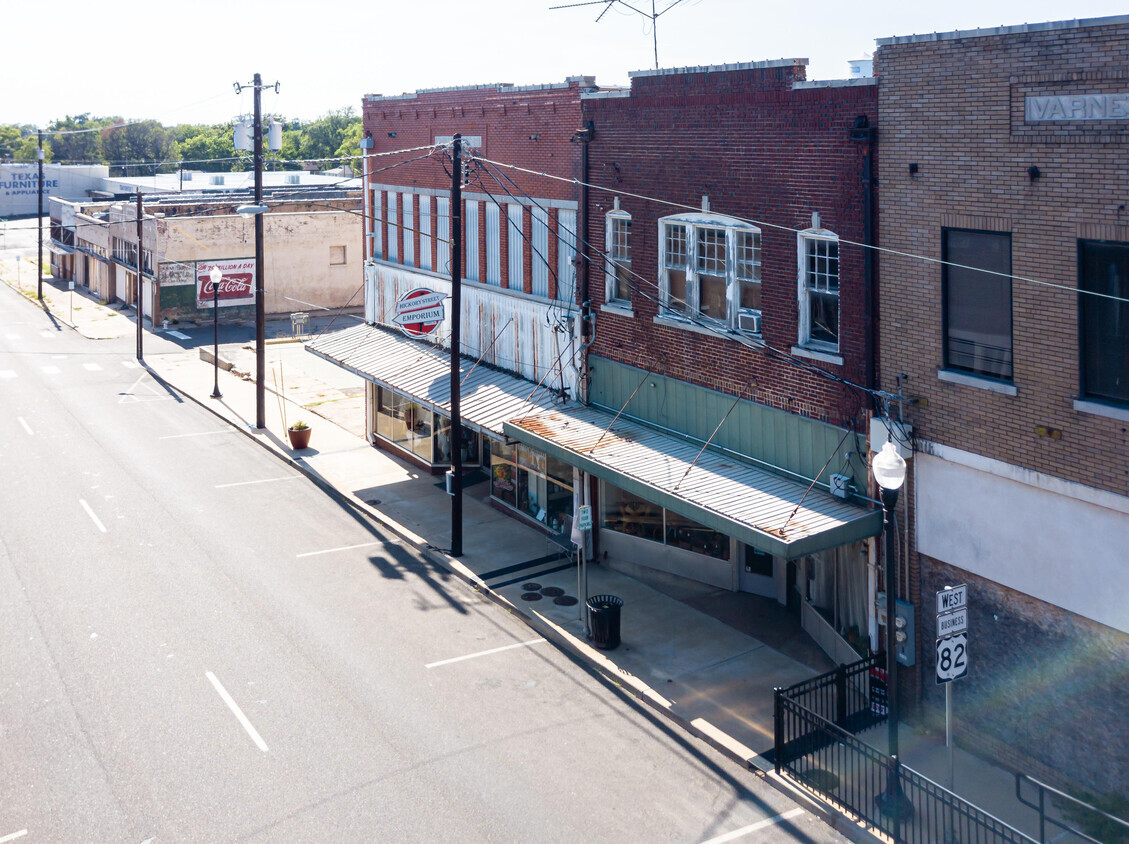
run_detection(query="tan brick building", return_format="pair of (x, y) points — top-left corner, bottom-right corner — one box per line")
(874, 16), (1129, 795)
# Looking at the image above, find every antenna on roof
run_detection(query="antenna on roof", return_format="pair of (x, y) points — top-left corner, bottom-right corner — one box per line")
(549, 0), (693, 70)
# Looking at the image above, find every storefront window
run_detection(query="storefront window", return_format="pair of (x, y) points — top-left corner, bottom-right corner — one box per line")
(491, 440), (518, 508)
(601, 481), (730, 560)
(490, 441), (572, 533)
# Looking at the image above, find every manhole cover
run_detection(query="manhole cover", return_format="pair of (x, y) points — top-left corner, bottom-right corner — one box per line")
(800, 769), (840, 791)
(364, 499), (381, 506)
(521, 582), (541, 591)
(553, 595), (578, 606)
(521, 592), (543, 602)
(541, 587), (564, 597)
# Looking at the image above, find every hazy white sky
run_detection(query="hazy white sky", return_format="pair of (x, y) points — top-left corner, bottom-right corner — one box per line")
(5, 0), (1127, 128)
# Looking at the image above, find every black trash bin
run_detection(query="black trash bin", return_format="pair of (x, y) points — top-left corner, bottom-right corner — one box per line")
(586, 594), (624, 650)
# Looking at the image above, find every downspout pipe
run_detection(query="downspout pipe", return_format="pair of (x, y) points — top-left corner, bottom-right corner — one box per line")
(574, 120), (595, 404)
(850, 115), (877, 405)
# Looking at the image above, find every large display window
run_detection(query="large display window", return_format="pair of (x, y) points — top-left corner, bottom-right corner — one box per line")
(601, 480), (730, 561)
(374, 387), (479, 468)
(490, 440), (573, 535)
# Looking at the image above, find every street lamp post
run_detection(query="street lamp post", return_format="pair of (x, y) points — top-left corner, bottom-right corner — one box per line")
(873, 440), (913, 827)
(209, 266), (223, 399)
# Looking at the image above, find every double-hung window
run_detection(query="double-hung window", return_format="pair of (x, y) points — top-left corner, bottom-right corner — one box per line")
(606, 210), (632, 306)
(798, 229), (839, 351)
(943, 228), (1012, 381)
(1079, 239), (1129, 406)
(658, 214), (762, 334)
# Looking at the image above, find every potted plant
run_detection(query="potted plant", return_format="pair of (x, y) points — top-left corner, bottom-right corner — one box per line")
(287, 420), (312, 449)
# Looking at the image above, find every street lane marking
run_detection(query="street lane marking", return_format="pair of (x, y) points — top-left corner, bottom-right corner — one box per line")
(17, 417), (33, 436)
(215, 476), (300, 489)
(160, 430), (234, 440)
(698, 808), (804, 843)
(79, 499), (107, 533)
(121, 360), (140, 369)
(41, 365), (60, 375)
(83, 362), (103, 372)
(0, 370), (15, 379)
(426, 638), (546, 669)
(206, 671), (268, 752)
(167, 330), (191, 340)
(40, 331), (54, 339)
(0, 830), (28, 843)
(297, 541), (386, 558)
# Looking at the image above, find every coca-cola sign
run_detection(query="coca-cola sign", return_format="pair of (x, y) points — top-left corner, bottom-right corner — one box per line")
(196, 259), (256, 308)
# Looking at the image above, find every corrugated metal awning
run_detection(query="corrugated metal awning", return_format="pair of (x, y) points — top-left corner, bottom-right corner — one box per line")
(305, 322), (566, 437)
(504, 405), (882, 560)
(48, 241), (75, 255)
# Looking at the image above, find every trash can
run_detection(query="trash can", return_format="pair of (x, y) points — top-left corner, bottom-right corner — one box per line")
(586, 594), (623, 650)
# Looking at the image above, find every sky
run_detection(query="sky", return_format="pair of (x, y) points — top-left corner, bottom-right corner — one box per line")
(4, 0), (1128, 129)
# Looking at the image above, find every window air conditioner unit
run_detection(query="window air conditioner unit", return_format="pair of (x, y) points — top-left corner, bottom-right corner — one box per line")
(738, 311), (762, 334)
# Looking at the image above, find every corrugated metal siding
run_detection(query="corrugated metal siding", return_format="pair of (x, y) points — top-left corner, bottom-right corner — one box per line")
(557, 209), (577, 302)
(372, 190), (383, 259)
(419, 196), (432, 271)
(465, 200), (479, 282)
(387, 192), (398, 263)
(589, 356), (868, 491)
(503, 405), (882, 559)
(402, 193), (414, 267)
(507, 204), (524, 291)
(436, 197), (450, 275)
(531, 207), (549, 298)
(485, 202), (500, 285)
(305, 323), (565, 437)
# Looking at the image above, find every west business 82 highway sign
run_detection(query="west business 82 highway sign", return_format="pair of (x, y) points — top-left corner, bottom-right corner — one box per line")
(936, 632), (968, 684)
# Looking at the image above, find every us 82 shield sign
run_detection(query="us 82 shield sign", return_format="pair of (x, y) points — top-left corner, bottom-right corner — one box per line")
(936, 633), (968, 684)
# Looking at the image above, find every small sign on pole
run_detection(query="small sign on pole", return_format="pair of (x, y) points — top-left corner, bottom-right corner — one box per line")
(936, 583), (967, 614)
(935, 632), (968, 684)
(576, 504), (592, 531)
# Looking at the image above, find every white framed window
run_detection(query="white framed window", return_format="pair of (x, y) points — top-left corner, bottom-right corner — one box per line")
(507, 204), (524, 291)
(557, 209), (577, 302)
(386, 191), (398, 263)
(485, 202), (501, 285)
(798, 228), (839, 351)
(372, 191), (383, 259)
(465, 200), (480, 282)
(658, 214), (762, 334)
(436, 197), (450, 275)
(402, 193), (415, 267)
(605, 209), (632, 306)
(531, 207), (549, 298)
(419, 196), (432, 271)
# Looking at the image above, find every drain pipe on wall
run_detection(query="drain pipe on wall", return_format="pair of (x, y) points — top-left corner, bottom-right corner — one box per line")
(849, 115), (877, 402)
(574, 121), (595, 405)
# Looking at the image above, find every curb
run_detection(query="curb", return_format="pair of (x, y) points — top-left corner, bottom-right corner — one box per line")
(143, 360), (884, 844)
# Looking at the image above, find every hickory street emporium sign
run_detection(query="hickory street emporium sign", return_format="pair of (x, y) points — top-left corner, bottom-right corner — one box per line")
(393, 288), (447, 337)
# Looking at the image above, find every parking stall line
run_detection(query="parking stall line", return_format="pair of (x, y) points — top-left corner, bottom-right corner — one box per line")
(79, 499), (107, 533)
(698, 808), (805, 844)
(215, 476), (301, 489)
(0, 830), (28, 843)
(426, 639), (547, 669)
(296, 541), (387, 558)
(17, 417), (32, 435)
(205, 671), (269, 752)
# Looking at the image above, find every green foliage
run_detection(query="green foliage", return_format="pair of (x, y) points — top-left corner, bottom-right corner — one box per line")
(297, 108), (361, 165)
(47, 114), (117, 164)
(101, 120), (178, 175)
(290, 420), (309, 431)
(174, 124), (238, 172)
(13, 135), (49, 162)
(0, 125), (24, 159)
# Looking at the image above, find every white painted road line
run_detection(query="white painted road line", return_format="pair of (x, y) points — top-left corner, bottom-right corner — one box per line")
(41, 365), (60, 375)
(17, 417), (33, 436)
(159, 430), (234, 440)
(79, 499), (107, 533)
(121, 360), (140, 369)
(215, 476), (301, 489)
(206, 671), (268, 752)
(698, 808), (805, 844)
(166, 330), (191, 340)
(297, 541), (386, 558)
(0, 370), (15, 379)
(0, 829), (28, 843)
(426, 638), (547, 669)
(83, 362), (103, 372)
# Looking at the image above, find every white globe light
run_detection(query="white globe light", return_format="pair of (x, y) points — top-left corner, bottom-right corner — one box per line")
(209, 266), (222, 285)
(872, 441), (907, 492)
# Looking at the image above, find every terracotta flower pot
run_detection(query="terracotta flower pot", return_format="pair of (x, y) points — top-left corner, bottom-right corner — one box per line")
(288, 425), (312, 449)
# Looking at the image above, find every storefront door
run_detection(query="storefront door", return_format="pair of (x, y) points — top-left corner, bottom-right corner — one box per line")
(738, 544), (776, 597)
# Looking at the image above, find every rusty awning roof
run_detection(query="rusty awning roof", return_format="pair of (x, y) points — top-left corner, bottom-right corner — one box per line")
(504, 405), (882, 559)
(305, 322), (566, 437)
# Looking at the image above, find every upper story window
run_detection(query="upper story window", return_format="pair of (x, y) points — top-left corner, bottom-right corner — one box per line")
(606, 206), (632, 306)
(659, 213), (762, 334)
(798, 226), (840, 351)
(1079, 239), (1129, 406)
(943, 228), (1012, 381)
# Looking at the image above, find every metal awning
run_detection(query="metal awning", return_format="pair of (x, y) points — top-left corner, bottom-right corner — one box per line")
(305, 322), (566, 437)
(48, 241), (75, 255)
(504, 405), (883, 560)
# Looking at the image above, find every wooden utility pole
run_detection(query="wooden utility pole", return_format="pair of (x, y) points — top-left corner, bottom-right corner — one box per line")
(37, 130), (43, 300)
(449, 135), (464, 556)
(136, 189), (144, 361)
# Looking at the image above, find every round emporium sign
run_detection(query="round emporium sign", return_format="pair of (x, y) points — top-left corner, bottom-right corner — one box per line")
(392, 288), (447, 337)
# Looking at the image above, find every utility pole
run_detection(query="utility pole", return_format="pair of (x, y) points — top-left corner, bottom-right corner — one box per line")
(136, 189), (144, 361)
(253, 73), (266, 429)
(449, 135), (464, 556)
(37, 130), (43, 300)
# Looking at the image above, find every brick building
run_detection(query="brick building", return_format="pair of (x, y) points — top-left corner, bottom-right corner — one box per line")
(874, 15), (1129, 795)
(506, 61), (887, 664)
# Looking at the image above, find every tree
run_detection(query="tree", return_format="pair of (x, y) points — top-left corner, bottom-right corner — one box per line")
(298, 108), (361, 166)
(0, 125), (23, 159)
(100, 120), (177, 175)
(13, 135), (50, 162)
(47, 114), (114, 164)
(174, 124), (237, 172)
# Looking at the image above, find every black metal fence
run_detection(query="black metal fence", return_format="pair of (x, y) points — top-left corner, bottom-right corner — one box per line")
(775, 657), (1037, 844)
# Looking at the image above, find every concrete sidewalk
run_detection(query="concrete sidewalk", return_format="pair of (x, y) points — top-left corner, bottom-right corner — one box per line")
(10, 273), (1086, 844)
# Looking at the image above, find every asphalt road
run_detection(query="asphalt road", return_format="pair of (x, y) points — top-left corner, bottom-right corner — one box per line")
(0, 269), (849, 842)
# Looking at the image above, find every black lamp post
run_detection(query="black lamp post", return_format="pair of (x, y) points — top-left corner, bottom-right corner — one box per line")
(873, 441), (913, 826)
(209, 266), (223, 399)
